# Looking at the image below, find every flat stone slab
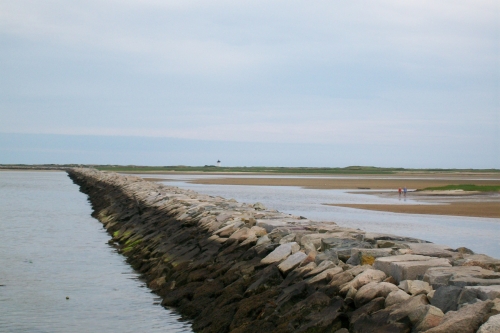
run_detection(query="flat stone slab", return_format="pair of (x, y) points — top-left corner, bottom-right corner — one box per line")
(304, 260), (336, 278)
(261, 242), (297, 264)
(399, 280), (432, 296)
(406, 243), (455, 258)
(278, 251), (308, 274)
(346, 248), (395, 266)
(374, 255), (451, 283)
(460, 285), (500, 304)
(374, 254), (433, 273)
(257, 220), (289, 233)
(456, 254), (500, 272)
(424, 266), (500, 288)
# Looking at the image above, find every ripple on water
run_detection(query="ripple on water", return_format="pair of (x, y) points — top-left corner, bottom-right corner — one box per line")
(0, 171), (192, 333)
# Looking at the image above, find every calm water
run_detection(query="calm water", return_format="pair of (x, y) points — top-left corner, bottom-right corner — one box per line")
(0, 171), (192, 333)
(152, 174), (500, 258)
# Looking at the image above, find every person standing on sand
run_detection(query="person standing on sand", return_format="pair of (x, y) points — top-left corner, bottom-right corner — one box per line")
(404, 186), (407, 196)
(398, 188), (402, 196)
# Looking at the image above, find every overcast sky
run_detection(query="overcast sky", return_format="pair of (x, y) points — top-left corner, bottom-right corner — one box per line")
(1, 1), (499, 168)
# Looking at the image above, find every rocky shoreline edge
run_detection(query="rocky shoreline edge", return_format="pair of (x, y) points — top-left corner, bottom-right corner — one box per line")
(67, 168), (500, 333)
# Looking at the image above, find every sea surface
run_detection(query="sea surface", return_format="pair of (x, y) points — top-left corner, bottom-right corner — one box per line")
(0, 171), (192, 333)
(151, 174), (500, 258)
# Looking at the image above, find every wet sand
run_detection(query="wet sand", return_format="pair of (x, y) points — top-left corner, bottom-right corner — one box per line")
(327, 202), (500, 218)
(189, 176), (500, 190)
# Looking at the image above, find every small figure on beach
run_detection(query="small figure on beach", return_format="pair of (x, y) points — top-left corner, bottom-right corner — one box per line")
(404, 186), (407, 196)
(398, 188), (402, 196)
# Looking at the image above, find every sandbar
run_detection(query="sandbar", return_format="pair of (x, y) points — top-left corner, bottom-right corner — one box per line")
(327, 202), (500, 218)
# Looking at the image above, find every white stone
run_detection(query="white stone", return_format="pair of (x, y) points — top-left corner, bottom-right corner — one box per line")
(261, 242), (297, 264)
(385, 289), (411, 307)
(278, 251), (308, 274)
(374, 255), (451, 283)
(477, 314), (500, 333)
(341, 269), (387, 293)
(250, 226), (267, 237)
(256, 234), (270, 245)
(399, 280), (433, 296)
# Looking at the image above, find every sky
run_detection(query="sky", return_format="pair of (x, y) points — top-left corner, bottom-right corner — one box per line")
(1, 0), (499, 168)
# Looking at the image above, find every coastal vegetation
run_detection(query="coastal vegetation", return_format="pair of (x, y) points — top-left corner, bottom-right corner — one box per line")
(2, 164), (500, 174)
(421, 184), (500, 192)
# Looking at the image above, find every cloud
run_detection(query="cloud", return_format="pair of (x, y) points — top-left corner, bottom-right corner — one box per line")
(0, 0), (498, 167)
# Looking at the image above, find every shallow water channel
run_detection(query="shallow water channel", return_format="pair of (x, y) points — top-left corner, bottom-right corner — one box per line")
(152, 174), (500, 258)
(0, 171), (192, 333)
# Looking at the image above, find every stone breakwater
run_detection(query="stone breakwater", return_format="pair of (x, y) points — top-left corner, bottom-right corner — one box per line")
(67, 168), (500, 333)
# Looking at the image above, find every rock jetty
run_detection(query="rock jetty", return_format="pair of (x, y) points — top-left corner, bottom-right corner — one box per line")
(68, 168), (500, 333)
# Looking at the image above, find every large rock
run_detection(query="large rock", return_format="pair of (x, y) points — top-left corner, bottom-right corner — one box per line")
(456, 254), (500, 272)
(385, 289), (411, 307)
(350, 297), (386, 325)
(229, 227), (256, 242)
(328, 271), (355, 291)
(245, 264), (283, 295)
(425, 300), (494, 333)
(278, 251), (307, 275)
(424, 266), (500, 288)
(307, 267), (343, 285)
(387, 294), (429, 324)
(406, 243), (455, 258)
(215, 221), (244, 237)
(314, 249), (340, 265)
(409, 305), (444, 332)
(431, 285), (463, 313)
(354, 282), (400, 307)
(340, 269), (387, 294)
(398, 280), (432, 296)
(250, 226), (267, 237)
(477, 314), (500, 333)
(458, 285), (500, 305)
(321, 238), (372, 261)
(346, 248), (395, 266)
(261, 242), (298, 264)
(304, 260), (336, 278)
(374, 254), (451, 283)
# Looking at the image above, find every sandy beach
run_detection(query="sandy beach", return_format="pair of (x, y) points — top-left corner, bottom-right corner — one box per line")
(327, 202), (500, 218)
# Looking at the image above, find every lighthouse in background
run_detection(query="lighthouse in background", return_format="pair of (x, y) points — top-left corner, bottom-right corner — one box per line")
(217, 160), (221, 167)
